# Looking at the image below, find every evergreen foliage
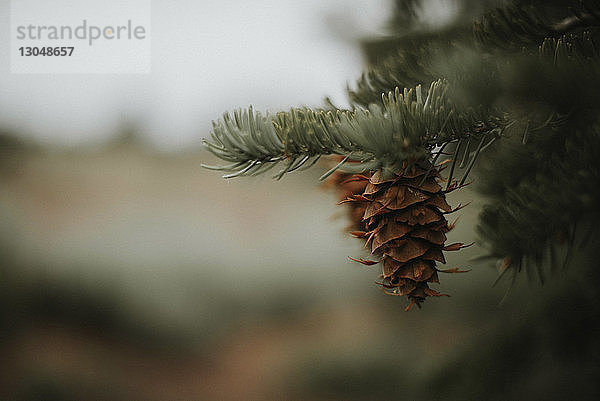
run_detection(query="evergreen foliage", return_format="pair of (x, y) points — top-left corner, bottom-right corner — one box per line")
(204, 0), (600, 293)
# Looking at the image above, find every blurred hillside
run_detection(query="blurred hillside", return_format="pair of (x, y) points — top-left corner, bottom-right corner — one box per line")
(0, 131), (529, 400)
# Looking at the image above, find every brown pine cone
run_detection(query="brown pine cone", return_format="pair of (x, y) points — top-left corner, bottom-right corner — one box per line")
(343, 161), (470, 310)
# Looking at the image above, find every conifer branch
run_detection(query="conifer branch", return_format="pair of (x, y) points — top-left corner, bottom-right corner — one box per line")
(203, 80), (499, 179)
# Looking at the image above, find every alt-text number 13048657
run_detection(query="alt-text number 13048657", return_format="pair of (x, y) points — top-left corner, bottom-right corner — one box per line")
(18, 47), (74, 56)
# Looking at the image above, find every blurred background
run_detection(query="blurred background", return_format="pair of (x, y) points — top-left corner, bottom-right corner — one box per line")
(1, 1), (598, 400)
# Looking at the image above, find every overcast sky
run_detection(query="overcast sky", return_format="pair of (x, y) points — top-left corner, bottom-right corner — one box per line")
(0, 0), (391, 149)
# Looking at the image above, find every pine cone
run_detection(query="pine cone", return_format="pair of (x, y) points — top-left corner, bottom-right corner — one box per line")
(344, 161), (470, 310)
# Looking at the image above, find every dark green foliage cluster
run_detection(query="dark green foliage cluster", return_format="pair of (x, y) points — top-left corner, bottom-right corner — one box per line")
(474, 32), (600, 274)
(476, 120), (600, 275)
